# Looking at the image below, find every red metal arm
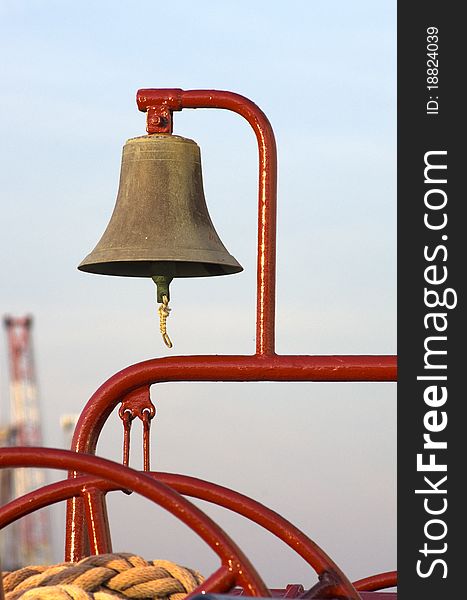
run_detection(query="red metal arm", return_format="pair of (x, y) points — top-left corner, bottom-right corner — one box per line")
(71, 354), (396, 455)
(137, 89), (277, 357)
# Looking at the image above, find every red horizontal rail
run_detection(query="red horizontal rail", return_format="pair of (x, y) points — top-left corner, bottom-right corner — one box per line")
(72, 354), (396, 457)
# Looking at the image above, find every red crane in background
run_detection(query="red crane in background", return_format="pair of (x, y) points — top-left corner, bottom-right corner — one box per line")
(1, 315), (51, 570)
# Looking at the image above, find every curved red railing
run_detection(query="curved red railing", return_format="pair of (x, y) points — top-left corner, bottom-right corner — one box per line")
(352, 571), (397, 592)
(0, 447), (270, 598)
(2, 469), (364, 599)
(1, 467), (398, 595)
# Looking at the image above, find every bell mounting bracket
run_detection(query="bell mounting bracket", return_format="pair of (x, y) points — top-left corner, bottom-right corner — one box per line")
(137, 88), (184, 134)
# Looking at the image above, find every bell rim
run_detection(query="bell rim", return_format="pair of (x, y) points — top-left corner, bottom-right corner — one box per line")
(78, 258), (243, 278)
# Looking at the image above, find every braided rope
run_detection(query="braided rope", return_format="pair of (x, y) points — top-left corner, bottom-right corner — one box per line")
(158, 295), (173, 348)
(2, 553), (204, 599)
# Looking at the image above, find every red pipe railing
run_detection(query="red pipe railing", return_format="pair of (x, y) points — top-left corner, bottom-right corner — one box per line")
(0, 448), (270, 598)
(352, 571), (397, 592)
(0, 470), (362, 600)
(70, 354), (396, 458)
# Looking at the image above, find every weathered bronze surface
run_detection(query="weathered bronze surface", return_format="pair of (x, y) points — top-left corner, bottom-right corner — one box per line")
(78, 134), (242, 278)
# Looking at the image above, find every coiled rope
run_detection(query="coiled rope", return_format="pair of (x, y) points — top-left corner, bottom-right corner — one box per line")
(2, 553), (204, 600)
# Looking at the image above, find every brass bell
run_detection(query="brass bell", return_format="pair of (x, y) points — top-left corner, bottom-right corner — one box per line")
(78, 133), (243, 346)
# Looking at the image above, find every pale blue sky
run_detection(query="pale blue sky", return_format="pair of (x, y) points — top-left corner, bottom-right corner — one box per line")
(1, 0), (396, 588)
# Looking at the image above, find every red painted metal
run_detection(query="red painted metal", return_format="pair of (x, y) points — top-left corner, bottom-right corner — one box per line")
(121, 410), (132, 467)
(118, 385), (155, 469)
(142, 410), (151, 471)
(71, 354), (396, 458)
(137, 89), (277, 357)
(82, 484), (113, 555)
(118, 385), (154, 422)
(0, 447), (270, 598)
(3, 472), (362, 599)
(352, 571), (397, 592)
(153, 473), (360, 599)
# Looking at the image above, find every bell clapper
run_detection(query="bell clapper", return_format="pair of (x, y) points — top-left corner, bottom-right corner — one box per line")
(158, 294), (173, 349)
